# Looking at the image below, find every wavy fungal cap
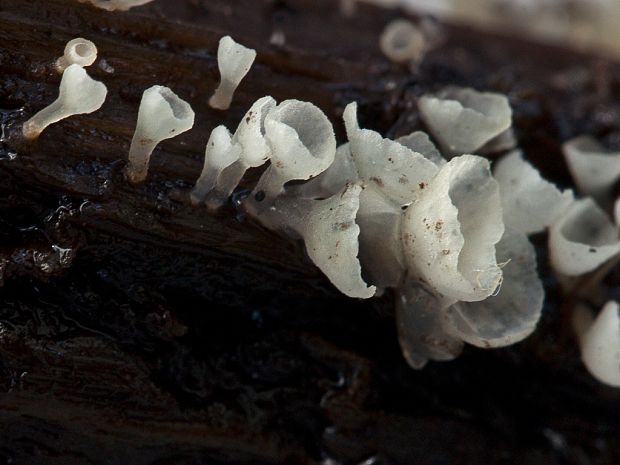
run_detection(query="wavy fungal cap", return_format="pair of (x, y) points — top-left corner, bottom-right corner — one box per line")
(126, 85), (195, 184)
(418, 87), (512, 156)
(55, 38), (97, 72)
(22, 64), (107, 140)
(209, 36), (256, 110)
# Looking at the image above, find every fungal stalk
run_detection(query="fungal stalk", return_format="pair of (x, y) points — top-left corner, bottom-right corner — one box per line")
(55, 38), (97, 73)
(209, 36), (256, 111)
(22, 64), (107, 140)
(126, 85), (195, 184)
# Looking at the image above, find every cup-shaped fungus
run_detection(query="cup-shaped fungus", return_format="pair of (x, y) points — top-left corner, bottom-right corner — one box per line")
(126, 85), (195, 184)
(190, 125), (241, 205)
(78, 0), (154, 11)
(573, 301), (620, 387)
(379, 19), (426, 64)
(494, 150), (574, 235)
(549, 198), (620, 276)
(563, 135), (620, 202)
(22, 64), (108, 140)
(418, 87), (512, 156)
(253, 99), (336, 200)
(209, 36), (256, 111)
(55, 38), (97, 73)
(401, 154), (505, 303)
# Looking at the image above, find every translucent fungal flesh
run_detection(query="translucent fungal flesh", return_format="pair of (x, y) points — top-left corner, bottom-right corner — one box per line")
(22, 64), (108, 140)
(55, 38), (97, 72)
(209, 36), (256, 111)
(549, 197), (620, 277)
(573, 301), (620, 387)
(494, 150), (574, 235)
(126, 85), (195, 184)
(379, 19), (426, 64)
(78, 0), (155, 11)
(418, 87), (512, 156)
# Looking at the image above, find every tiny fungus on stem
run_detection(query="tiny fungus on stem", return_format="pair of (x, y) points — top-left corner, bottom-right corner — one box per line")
(22, 64), (107, 140)
(126, 85), (195, 184)
(55, 38), (97, 73)
(209, 36), (256, 110)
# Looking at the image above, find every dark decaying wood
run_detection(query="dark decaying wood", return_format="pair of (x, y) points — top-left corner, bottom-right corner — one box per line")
(0, 1), (618, 463)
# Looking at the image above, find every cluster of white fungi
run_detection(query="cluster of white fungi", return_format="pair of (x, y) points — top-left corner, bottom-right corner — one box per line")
(20, 4), (620, 386)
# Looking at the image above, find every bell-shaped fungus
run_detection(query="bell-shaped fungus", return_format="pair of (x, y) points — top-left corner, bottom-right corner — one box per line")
(379, 19), (426, 64)
(549, 197), (620, 276)
(190, 125), (242, 205)
(253, 99), (336, 200)
(55, 38), (97, 73)
(418, 87), (512, 156)
(401, 154), (505, 302)
(494, 150), (574, 235)
(563, 135), (620, 202)
(22, 64), (107, 140)
(573, 301), (620, 387)
(78, 0), (155, 11)
(209, 36), (256, 111)
(126, 85), (195, 184)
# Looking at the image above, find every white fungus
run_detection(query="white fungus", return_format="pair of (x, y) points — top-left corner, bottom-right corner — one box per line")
(494, 150), (574, 235)
(615, 196), (620, 225)
(78, 0), (155, 11)
(190, 125), (241, 206)
(402, 154), (504, 303)
(573, 301), (620, 387)
(418, 87), (512, 156)
(209, 36), (256, 111)
(396, 130), (446, 166)
(126, 85), (195, 184)
(562, 135), (620, 202)
(379, 19), (426, 64)
(22, 64), (108, 140)
(55, 38), (97, 73)
(549, 197), (620, 277)
(253, 100), (336, 200)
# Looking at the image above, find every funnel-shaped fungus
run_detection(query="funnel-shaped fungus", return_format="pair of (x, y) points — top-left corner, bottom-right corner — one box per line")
(126, 85), (195, 184)
(257, 183), (376, 299)
(549, 198), (620, 276)
(445, 227), (544, 348)
(190, 125), (241, 205)
(55, 38), (97, 73)
(78, 0), (154, 11)
(343, 102), (439, 206)
(401, 154), (504, 302)
(573, 301), (620, 387)
(418, 87), (512, 156)
(379, 19), (426, 64)
(494, 150), (574, 235)
(563, 136), (620, 202)
(209, 36), (256, 111)
(253, 99), (336, 200)
(22, 64), (107, 140)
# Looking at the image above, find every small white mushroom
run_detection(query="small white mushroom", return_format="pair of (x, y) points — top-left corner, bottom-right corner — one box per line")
(494, 150), (574, 235)
(573, 301), (620, 387)
(190, 125), (241, 205)
(549, 197), (620, 276)
(563, 135), (620, 202)
(379, 19), (426, 64)
(418, 87), (512, 156)
(444, 227), (544, 348)
(22, 64), (107, 140)
(255, 183), (376, 299)
(401, 154), (505, 302)
(55, 38), (97, 73)
(78, 0), (155, 11)
(126, 85), (195, 184)
(209, 36), (256, 111)
(253, 99), (336, 200)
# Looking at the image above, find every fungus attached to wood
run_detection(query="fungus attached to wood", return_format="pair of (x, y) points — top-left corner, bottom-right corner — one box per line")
(209, 36), (256, 111)
(126, 85), (195, 184)
(55, 38), (97, 73)
(22, 64), (107, 140)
